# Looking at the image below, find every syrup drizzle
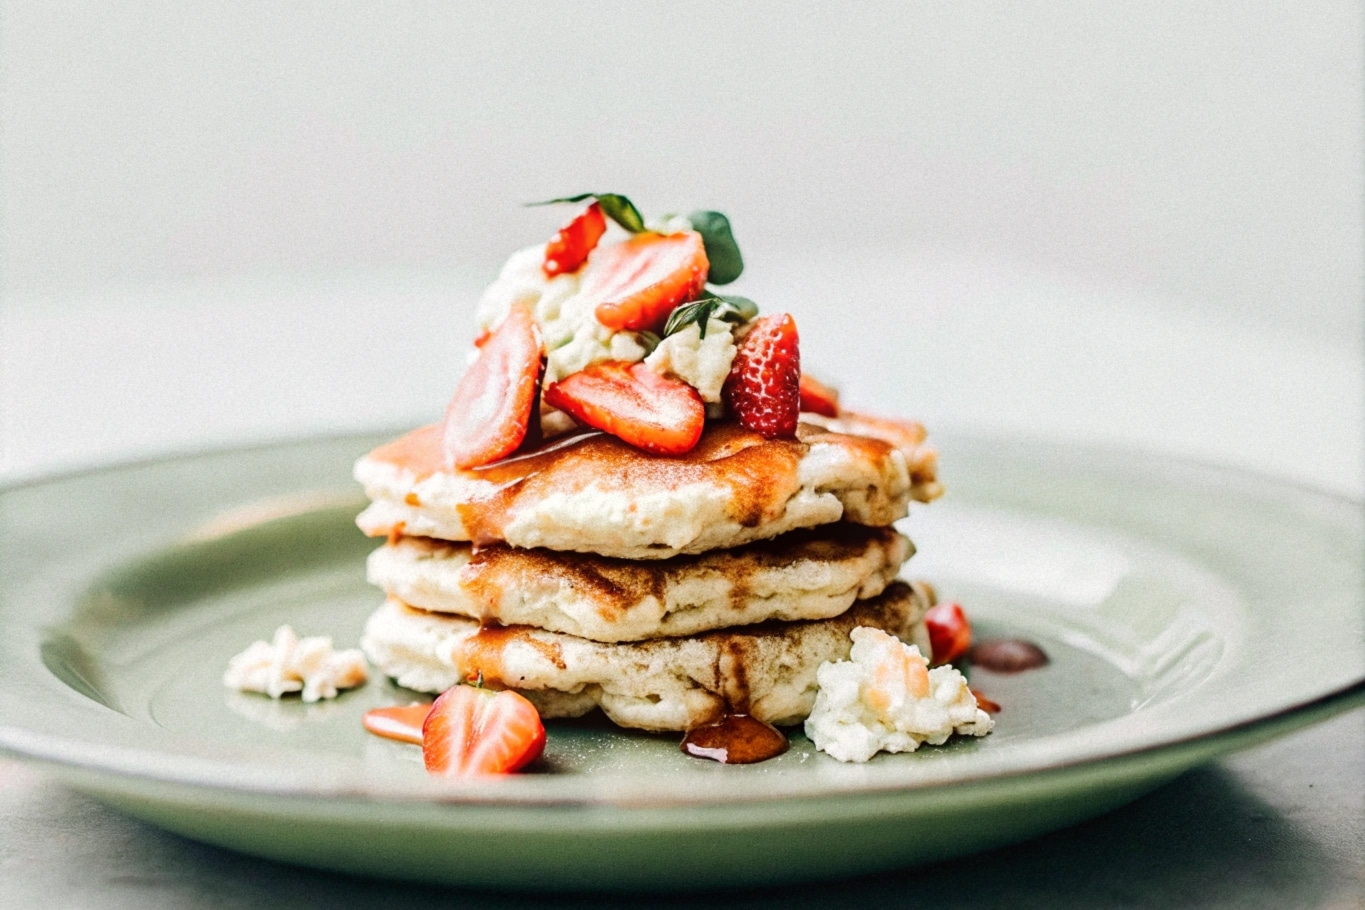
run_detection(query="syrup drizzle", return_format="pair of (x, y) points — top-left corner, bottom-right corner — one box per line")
(681, 714), (789, 764)
(456, 622), (567, 684)
(367, 421), (845, 545)
(969, 688), (1002, 713)
(969, 638), (1050, 674)
(362, 703), (432, 744)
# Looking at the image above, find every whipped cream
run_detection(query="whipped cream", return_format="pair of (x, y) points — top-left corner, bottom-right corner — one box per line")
(474, 237), (739, 395)
(644, 317), (737, 403)
(224, 625), (368, 703)
(804, 626), (993, 762)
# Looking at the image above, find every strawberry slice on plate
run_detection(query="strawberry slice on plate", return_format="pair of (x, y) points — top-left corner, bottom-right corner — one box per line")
(442, 302), (543, 470)
(543, 201), (607, 278)
(723, 313), (801, 438)
(925, 601), (973, 665)
(799, 372), (841, 417)
(422, 683), (546, 776)
(583, 231), (709, 332)
(543, 360), (705, 455)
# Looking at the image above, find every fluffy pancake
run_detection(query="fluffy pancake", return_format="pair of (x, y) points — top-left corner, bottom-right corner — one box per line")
(354, 414), (939, 559)
(367, 524), (912, 643)
(360, 581), (933, 732)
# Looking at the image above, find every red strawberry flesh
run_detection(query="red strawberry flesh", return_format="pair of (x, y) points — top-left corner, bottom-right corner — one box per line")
(925, 601), (973, 665)
(422, 684), (546, 776)
(723, 313), (801, 438)
(543, 360), (705, 455)
(799, 372), (841, 417)
(584, 232), (709, 332)
(442, 303), (543, 470)
(543, 202), (607, 278)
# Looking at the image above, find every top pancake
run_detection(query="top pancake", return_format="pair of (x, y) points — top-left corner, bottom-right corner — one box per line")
(354, 413), (940, 559)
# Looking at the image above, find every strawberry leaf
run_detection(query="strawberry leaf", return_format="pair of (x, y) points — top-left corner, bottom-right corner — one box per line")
(530, 193), (645, 233)
(662, 295), (758, 340)
(686, 210), (744, 284)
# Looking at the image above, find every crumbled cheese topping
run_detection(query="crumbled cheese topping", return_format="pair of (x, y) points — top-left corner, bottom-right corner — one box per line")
(223, 625), (368, 703)
(804, 626), (993, 763)
(474, 239), (740, 392)
(643, 317), (737, 403)
(645, 213), (696, 235)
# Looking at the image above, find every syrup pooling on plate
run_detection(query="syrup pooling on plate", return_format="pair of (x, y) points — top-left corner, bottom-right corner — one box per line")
(362, 703), (432, 744)
(682, 714), (789, 764)
(970, 639), (1051, 674)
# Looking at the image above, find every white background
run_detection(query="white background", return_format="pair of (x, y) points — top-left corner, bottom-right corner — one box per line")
(2, 2), (1361, 495)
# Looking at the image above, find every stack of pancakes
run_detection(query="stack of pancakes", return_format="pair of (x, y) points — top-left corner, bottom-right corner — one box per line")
(354, 411), (942, 732)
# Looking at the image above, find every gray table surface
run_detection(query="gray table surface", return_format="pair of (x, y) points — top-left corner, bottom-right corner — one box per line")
(1, 707), (1360, 909)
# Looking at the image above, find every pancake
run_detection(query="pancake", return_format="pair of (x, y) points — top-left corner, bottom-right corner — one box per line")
(360, 581), (933, 732)
(367, 524), (912, 643)
(354, 413), (939, 559)
(800, 411), (942, 503)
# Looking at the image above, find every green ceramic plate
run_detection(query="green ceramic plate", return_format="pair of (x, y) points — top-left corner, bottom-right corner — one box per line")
(0, 431), (1361, 891)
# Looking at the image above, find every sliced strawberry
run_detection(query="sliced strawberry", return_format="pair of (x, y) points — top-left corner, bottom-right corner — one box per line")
(925, 601), (973, 665)
(543, 201), (607, 278)
(422, 683), (546, 776)
(583, 231), (709, 332)
(723, 313), (801, 438)
(543, 360), (705, 455)
(442, 303), (543, 470)
(799, 372), (841, 417)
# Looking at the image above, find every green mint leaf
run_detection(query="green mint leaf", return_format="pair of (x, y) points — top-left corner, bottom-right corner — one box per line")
(636, 331), (662, 356)
(528, 193), (645, 233)
(662, 299), (722, 340)
(595, 195), (646, 233)
(661, 295), (759, 340)
(711, 293), (758, 321)
(529, 193), (596, 204)
(686, 210), (744, 284)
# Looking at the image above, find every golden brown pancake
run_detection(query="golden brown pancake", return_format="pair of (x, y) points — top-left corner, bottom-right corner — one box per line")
(367, 524), (912, 642)
(360, 581), (932, 732)
(354, 414), (939, 559)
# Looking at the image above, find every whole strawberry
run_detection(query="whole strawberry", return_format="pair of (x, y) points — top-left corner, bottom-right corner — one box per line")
(723, 313), (801, 438)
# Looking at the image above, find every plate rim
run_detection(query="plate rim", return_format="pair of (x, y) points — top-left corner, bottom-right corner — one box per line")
(1, 427), (1362, 810)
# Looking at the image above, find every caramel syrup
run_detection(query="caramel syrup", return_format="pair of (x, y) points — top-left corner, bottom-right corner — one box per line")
(969, 688), (1002, 713)
(681, 714), (789, 764)
(969, 638), (1050, 673)
(366, 421), (846, 546)
(456, 622), (567, 685)
(361, 703), (432, 744)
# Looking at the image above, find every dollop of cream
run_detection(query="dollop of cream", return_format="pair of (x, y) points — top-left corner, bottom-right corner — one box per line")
(223, 625), (368, 703)
(804, 626), (992, 763)
(643, 317), (737, 403)
(473, 238), (741, 392)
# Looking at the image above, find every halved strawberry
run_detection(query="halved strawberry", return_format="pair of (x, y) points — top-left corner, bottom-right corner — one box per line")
(422, 683), (546, 776)
(583, 231), (709, 332)
(442, 303), (543, 470)
(925, 601), (973, 665)
(799, 372), (841, 417)
(543, 201), (607, 278)
(723, 313), (801, 438)
(543, 360), (705, 455)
